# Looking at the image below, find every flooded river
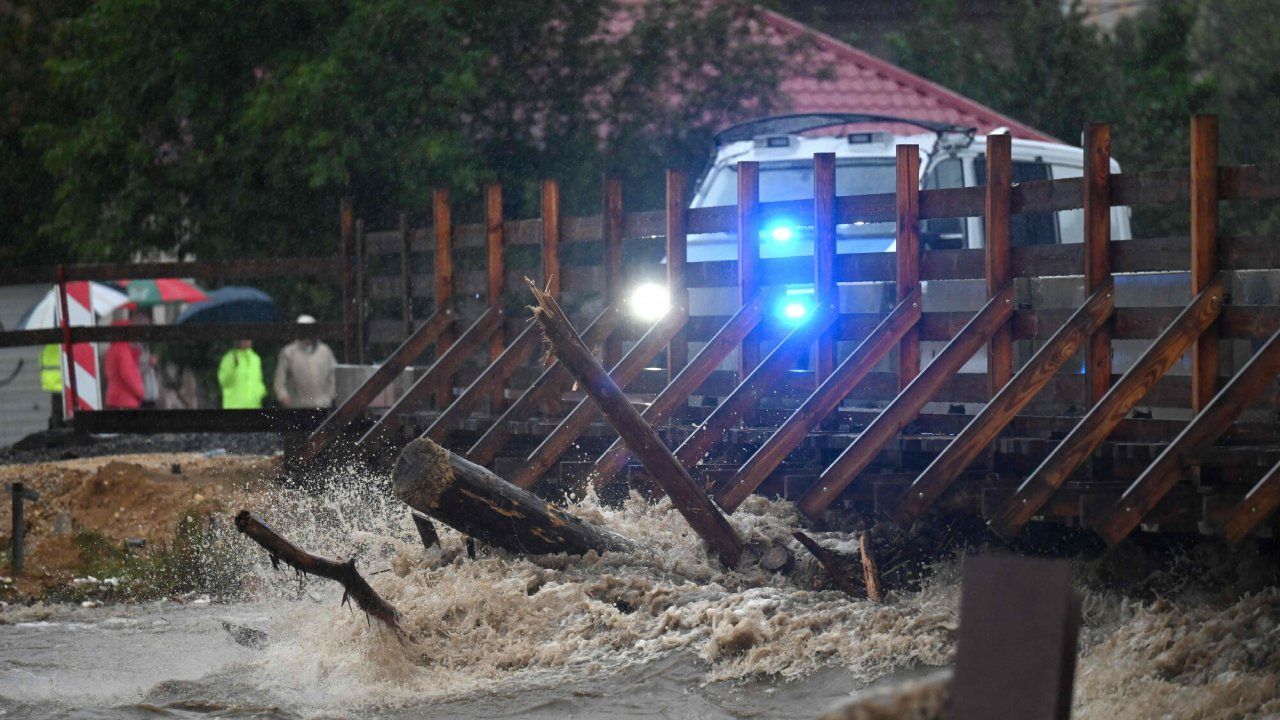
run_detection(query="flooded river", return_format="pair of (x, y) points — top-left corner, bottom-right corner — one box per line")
(2, 479), (1278, 719)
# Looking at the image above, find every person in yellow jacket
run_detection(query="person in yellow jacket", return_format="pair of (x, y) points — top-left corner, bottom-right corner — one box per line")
(217, 340), (267, 409)
(41, 344), (64, 428)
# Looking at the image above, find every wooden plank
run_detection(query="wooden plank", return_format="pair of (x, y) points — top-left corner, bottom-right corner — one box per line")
(541, 179), (561, 297)
(895, 281), (1115, 525)
(738, 161), (761, 378)
(672, 302), (841, 472)
(815, 153), (837, 384)
(528, 284), (743, 567)
(948, 556), (1080, 720)
(1191, 115), (1220, 412)
(340, 197), (356, 363)
(399, 213), (413, 339)
(1095, 327), (1280, 545)
(466, 304), (623, 466)
(715, 288), (922, 513)
(434, 189), (455, 405)
(1084, 123), (1113, 404)
(604, 177), (624, 366)
(356, 307), (504, 451)
(421, 318), (541, 443)
(296, 305), (455, 464)
(589, 294), (766, 489)
(985, 134), (1013, 395)
(510, 306), (689, 489)
(667, 169), (689, 379)
(0, 322), (343, 348)
(988, 275), (1226, 540)
(797, 284), (1016, 520)
(1222, 457), (1280, 545)
(0, 257), (343, 286)
(486, 184), (506, 410)
(896, 145), (921, 391)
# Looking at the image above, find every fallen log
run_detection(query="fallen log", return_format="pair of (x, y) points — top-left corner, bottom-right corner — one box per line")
(392, 437), (634, 556)
(234, 510), (402, 631)
(527, 279), (745, 568)
(860, 532), (884, 603)
(793, 530), (862, 597)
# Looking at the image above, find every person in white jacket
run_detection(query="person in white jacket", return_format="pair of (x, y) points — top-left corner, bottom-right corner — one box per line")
(273, 315), (337, 408)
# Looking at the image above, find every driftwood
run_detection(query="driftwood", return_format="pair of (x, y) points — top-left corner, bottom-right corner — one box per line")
(527, 279), (745, 567)
(793, 530), (883, 602)
(411, 510), (439, 550)
(234, 510), (402, 631)
(392, 437), (634, 556)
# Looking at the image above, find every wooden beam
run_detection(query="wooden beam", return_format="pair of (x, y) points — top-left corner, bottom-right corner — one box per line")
(896, 145), (921, 390)
(715, 287), (921, 513)
(988, 274), (1226, 540)
(433, 189), (455, 405)
(296, 305), (454, 464)
(509, 304), (689, 489)
(1083, 123), (1113, 404)
(399, 213), (413, 339)
(1191, 115), (1221, 411)
(340, 196), (356, 363)
(589, 294), (765, 489)
(894, 281), (1115, 525)
(814, 153), (837, 384)
(985, 134), (1013, 395)
(738, 161), (761, 379)
(485, 184), (506, 410)
(603, 176), (624, 366)
(541, 179), (561, 297)
(667, 169), (689, 379)
(528, 282), (744, 567)
(466, 304), (623, 466)
(1095, 327), (1280, 545)
(672, 301), (840, 472)
(1222, 457), (1280, 545)
(797, 284), (1016, 520)
(357, 307), (504, 451)
(421, 318), (541, 443)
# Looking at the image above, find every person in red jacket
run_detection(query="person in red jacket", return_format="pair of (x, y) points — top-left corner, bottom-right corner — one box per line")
(104, 319), (146, 409)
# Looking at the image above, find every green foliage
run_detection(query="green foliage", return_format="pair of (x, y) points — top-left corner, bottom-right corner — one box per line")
(12, 0), (787, 266)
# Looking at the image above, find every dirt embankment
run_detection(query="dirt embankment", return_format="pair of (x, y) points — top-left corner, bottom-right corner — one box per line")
(0, 453), (279, 599)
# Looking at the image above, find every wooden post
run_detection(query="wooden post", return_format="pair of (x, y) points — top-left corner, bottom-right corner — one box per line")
(814, 153), (837, 384)
(1191, 114), (1220, 412)
(715, 289), (921, 513)
(988, 275), (1225, 541)
(896, 145), (921, 390)
(528, 282), (744, 567)
(354, 218), (366, 364)
(399, 213), (413, 339)
(603, 176), (624, 366)
(797, 284), (1015, 520)
(985, 135), (1013, 395)
(393, 438), (633, 556)
(340, 196), (356, 363)
(667, 169), (689, 381)
(433, 190), (455, 405)
(56, 264), (77, 418)
(1083, 123), (1112, 404)
(7, 482), (37, 575)
(1096, 327), (1280, 545)
(541, 179), (561, 298)
(894, 281), (1115, 525)
(486, 184), (505, 410)
(737, 161), (761, 379)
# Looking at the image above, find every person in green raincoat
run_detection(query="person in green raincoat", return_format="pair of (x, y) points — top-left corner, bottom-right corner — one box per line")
(217, 340), (267, 409)
(41, 344), (64, 428)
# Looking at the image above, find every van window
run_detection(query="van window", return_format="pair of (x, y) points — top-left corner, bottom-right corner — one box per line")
(701, 159), (897, 206)
(974, 156), (1058, 246)
(922, 157), (966, 249)
(1053, 165), (1085, 244)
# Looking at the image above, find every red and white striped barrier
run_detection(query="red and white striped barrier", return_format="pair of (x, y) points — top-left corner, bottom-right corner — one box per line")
(56, 279), (102, 416)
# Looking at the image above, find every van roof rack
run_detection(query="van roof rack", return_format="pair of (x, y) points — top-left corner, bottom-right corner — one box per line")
(714, 113), (975, 145)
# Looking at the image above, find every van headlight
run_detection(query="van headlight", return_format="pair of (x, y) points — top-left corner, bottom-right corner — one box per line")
(628, 282), (670, 321)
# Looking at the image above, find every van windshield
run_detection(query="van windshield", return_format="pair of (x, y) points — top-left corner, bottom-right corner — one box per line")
(701, 158), (897, 205)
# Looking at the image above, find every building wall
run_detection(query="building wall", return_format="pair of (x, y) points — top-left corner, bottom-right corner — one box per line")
(0, 285), (56, 448)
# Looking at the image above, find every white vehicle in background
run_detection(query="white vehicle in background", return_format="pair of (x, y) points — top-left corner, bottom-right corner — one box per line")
(641, 113), (1137, 409)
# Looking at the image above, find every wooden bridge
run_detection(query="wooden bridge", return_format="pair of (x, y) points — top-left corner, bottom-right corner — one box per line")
(6, 114), (1280, 546)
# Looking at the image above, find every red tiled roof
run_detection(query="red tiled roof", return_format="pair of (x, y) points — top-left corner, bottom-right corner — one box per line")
(760, 10), (1060, 144)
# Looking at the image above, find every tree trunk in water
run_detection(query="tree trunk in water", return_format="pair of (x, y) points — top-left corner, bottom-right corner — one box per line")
(392, 437), (634, 556)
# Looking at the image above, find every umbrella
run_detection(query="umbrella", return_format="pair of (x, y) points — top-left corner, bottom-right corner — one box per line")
(17, 282), (131, 330)
(176, 286), (277, 325)
(119, 278), (208, 307)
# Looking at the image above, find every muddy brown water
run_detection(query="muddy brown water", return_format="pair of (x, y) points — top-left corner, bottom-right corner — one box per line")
(1, 477), (1278, 719)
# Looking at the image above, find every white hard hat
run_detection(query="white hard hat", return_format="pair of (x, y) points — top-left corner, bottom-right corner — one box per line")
(296, 314), (316, 324)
